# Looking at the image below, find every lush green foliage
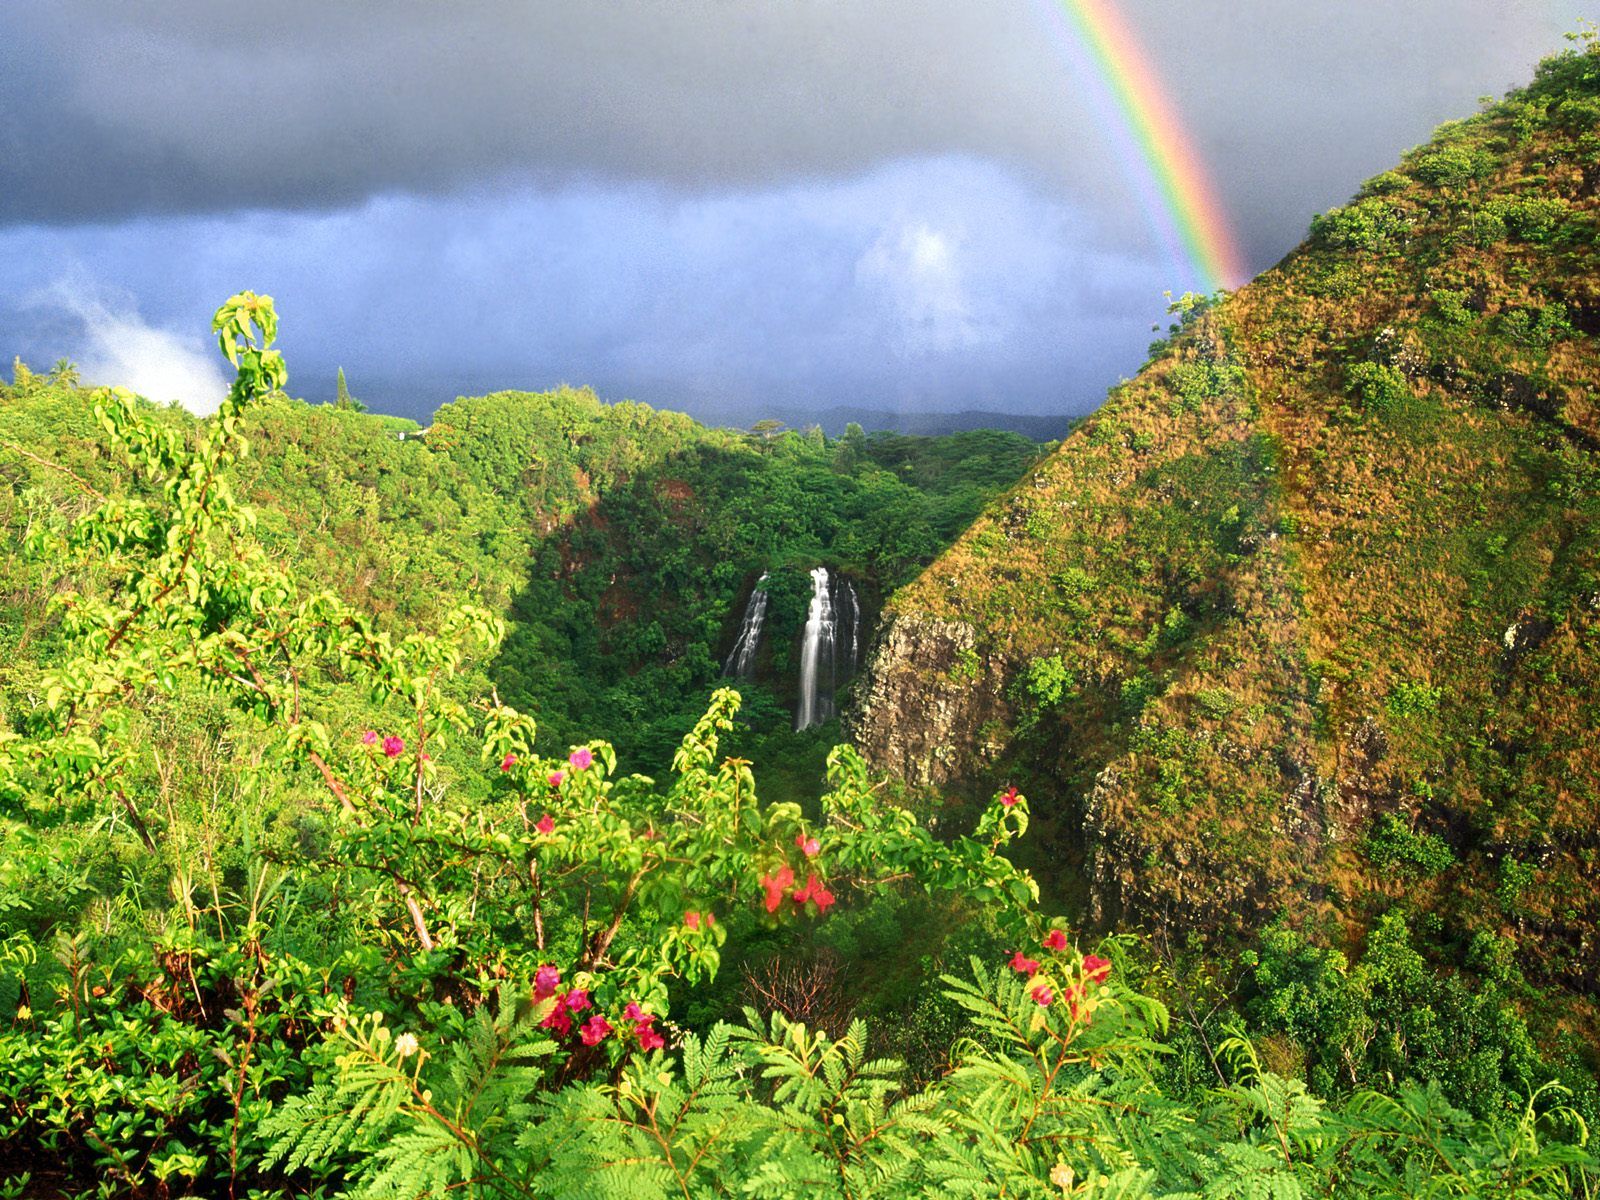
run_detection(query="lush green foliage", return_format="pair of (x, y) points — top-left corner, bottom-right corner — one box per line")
(0, 297), (1592, 1198)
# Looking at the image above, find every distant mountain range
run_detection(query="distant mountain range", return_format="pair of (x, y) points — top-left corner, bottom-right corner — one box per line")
(712, 405), (1081, 441)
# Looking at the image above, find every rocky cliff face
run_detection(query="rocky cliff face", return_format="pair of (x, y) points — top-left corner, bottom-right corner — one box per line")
(848, 612), (1015, 789)
(848, 53), (1600, 996)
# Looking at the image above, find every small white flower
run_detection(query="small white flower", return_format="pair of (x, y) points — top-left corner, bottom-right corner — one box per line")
(395, 1032), (419, 1059)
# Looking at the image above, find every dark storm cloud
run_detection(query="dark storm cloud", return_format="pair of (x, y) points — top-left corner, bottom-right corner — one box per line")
(0, 160), (1168, 418)
(0, 1), (1579, 270)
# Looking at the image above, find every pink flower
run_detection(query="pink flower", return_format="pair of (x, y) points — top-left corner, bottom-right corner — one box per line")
(1009, 950), (1040, 976)
(361, 730), (377, 745)
(1000, 785), (1020, 807)
(568, 747), (593, 771)
(547, 770), (565, 788)
(795, 832), (820, 858)
(637, 1025), (666, 1051)
(760, 866), (795, 914)
(1031, 984), (1054, 1007)
(623, 1002), (649, 1023)
(579, 1015), (612, 1046)
(1082, 954), (1112, 984)
(382, 735), (405, 759)
(791, 873), (835, 914)
(500, 753), (517, 772)
(684, 911), (701, 930)
(536, 814), (555, 835)
(1043, 929), (1068, 952)
(534, 965), (561, 998)
(540, 1005), (572, 1036)
(565, 989), (591, 1013)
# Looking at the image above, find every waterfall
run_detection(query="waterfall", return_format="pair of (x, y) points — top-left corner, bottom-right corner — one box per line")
(795, 567), (836, 730)
(722, 573), (769, 680)
(839, 580), (861, 678)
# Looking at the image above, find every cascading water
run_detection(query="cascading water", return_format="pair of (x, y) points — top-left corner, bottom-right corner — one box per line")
(722, 573), (769, 679)
(795, 567), (836, 730)
(839, 580), (860, 678)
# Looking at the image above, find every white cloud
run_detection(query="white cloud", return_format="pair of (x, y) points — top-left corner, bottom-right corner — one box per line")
(856, 221), (986, 357)
(37, 281), (229, 415)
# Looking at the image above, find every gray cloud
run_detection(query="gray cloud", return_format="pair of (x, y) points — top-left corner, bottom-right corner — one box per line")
(1, 159), (1170, 418)
(0, 1), (1581, 273)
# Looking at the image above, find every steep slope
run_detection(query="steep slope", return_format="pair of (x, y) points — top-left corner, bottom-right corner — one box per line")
(853, 43), (1600, 993)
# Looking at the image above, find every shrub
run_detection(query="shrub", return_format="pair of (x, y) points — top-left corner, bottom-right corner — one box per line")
(1310, 198), (1411, 251)
(1348, 361), (1412, 417)
(1365, 813), (1457, 878)
(1490, 196), (1571, 242)
(1020, 654), (1074, 708)
(1167, 359), (1247, 413)
(1361, 170), (1411, 196)
(1386, 679), (1443, 717)
(1430, 288), (1476, 328)
(1497, 857), (1538, 910)
(1501, 302), (1573, 347)
(1470, 208), (1508, 247)
(1412, 145), (1495, 188)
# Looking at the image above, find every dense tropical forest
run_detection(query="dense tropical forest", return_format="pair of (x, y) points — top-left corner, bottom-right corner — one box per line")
(1, 32), (1599, 1200)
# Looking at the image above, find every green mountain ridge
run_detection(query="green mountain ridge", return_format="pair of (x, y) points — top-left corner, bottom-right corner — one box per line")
(853, 43), (1600, 1016)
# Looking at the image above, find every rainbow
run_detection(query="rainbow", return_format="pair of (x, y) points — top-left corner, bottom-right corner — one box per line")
(1028, 0), (1246, 293)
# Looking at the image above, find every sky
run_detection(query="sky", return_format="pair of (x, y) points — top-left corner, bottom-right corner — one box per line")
(0, 0), (1588, 425)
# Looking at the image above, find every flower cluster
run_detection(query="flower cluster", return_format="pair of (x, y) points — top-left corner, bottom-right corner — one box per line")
(359, 729), (407, 759)
(531, 964), (666, 1053)
(1007, 931), (1113, 1016)
(759, 860), (835, 915)
(623, 1002), (666, 1051)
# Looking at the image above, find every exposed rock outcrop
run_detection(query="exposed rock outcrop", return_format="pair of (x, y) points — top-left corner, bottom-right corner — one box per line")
(848, 612), (1013, 789)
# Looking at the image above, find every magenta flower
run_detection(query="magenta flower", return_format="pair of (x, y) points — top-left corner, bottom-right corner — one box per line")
(500, 753), (517, 772)
(684, 911), (701, 930)
(760, 866), (795, 914)
(361, 730), (377, 746)
(1009, 950), (1040, 976)
(547, 770), (565, 788)
(624, 1002), (648, 1023)
(565, 989), (591, 1013)
(534, 965), (561, 998)
(536, 814), (555, 835)
(794, 832), (820, 858)
(1031, 984), (1054, 1007)
(1043, 929), (1068, 952)
(637, 1025), (666, 1051)
(382, 735), (405, 759)
(568, 747), (593, 771)
(540, 1006), (572, 1036)
(1083, 954), (1113, 984)
(1000, 785), (1020, 807)
(579, 1014), (612, 1046)
(791, 873), (836, 914)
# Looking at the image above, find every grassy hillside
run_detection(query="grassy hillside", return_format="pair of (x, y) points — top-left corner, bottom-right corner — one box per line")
(854, 37), (1600, 1029)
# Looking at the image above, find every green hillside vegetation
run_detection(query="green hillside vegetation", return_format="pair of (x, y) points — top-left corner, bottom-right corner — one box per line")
(0, 290), (1592, 1199)
(1, 32), (1598, 1200)
(854, 31), (1600, 1116)
(3, 370), (1042, 784)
